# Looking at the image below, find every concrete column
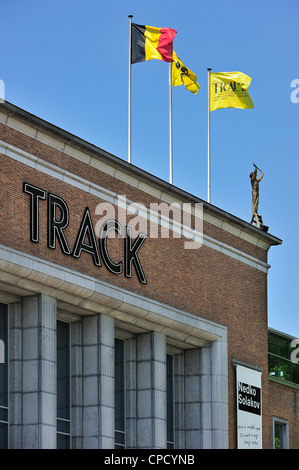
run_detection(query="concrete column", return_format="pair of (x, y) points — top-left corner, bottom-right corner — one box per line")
(21, 294), (57, 449)
(174, 353), (185, 448)
(9, 301), (22, 448)
(211, 337), (228, 448)
(184, 340), (228, 449)
(199, 345), (212, 449)
(82, 313), (114, 449)
(136, 332), (167, 449)
(184, 348), (201, 448)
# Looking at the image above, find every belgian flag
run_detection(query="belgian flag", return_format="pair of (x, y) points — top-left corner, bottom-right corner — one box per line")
(131, 23), (177, 64)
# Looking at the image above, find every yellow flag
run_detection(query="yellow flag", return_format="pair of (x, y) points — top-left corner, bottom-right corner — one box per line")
(209, 72), (253, 111)
(172, 51), (199, 95)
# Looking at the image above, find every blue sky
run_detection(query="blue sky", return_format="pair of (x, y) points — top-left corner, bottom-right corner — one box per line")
(1, 0), (298, 337)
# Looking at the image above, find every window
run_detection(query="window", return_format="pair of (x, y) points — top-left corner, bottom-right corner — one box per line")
(57, 321), (71, 449)
(268, 330), (299, 385)
(115, 338), (125, 448)
(0, 303), (8, 449)
(167, 354), (175, 449)
(273, 417), (289, 449)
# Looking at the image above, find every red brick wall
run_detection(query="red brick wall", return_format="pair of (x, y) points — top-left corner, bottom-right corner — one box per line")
(268, 380), (299, 449)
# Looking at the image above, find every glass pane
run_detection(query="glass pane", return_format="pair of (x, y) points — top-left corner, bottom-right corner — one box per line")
(275, 422), (282, 449)
(0, 407), (8, 423)
(268, 331), (299, 385)
(57, 321), (71, 449)
(269, 356), (291, 381)
(57, 321), (70, 421)
(0, 305), (8, 409)
(291, 362), (299, 385)
(57, 433), (70, 449)
(269, 332), (290, 357)
(0, 423), (8, 449)
(115, 431), (125, 447)
(0, 364), (8, 409)
(115, 338), (125, 435)
(167, 355), (174, 446)
(57, 418), (70, 435)
(269, 353), (299, 385)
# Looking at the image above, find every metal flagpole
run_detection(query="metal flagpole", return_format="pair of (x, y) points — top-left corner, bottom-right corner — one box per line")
(169, 62), (173, 184)
(128, 15), (133, 163)
(207, 68), (212, 202)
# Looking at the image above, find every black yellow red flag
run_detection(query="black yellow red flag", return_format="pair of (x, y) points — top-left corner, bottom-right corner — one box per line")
(131, 23), (177, 64)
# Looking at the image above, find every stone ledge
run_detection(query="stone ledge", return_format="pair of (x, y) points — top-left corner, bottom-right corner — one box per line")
(0, 244), (227, 350)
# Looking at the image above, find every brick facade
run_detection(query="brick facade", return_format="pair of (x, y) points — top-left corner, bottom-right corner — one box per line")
(0, 102), (296, 449)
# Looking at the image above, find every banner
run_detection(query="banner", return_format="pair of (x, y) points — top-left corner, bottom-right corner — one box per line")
(210, 72), (254, 111)
(236, 365), (262, 449)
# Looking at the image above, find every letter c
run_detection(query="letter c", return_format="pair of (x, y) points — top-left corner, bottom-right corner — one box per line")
(148, 455), (155, 464)
(99, 220), (123, 274)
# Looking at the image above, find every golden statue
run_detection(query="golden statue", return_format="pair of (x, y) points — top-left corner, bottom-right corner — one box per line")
(250, 164), (265, 229)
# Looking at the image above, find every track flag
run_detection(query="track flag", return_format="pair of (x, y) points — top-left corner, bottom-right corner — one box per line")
(209, 71), (254, 111)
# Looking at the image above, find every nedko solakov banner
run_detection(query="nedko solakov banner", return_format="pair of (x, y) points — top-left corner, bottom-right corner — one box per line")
(236, 365), (262, 449)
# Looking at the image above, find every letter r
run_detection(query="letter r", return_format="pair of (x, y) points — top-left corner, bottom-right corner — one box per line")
(48, 193), (71, 254)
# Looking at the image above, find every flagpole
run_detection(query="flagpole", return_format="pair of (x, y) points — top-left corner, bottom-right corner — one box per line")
(207, 68), (212, 203)
(128, 15), (133, 163)
(169, 62), (173, 184)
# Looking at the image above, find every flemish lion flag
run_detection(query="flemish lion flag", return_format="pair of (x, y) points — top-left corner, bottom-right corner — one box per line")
(131, 23), (177, 64)
(210, 72), (254, 111)
(171, 51), (199, 95)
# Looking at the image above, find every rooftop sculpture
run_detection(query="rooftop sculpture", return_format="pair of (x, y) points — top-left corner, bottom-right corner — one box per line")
(250, 164), (268, 231)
